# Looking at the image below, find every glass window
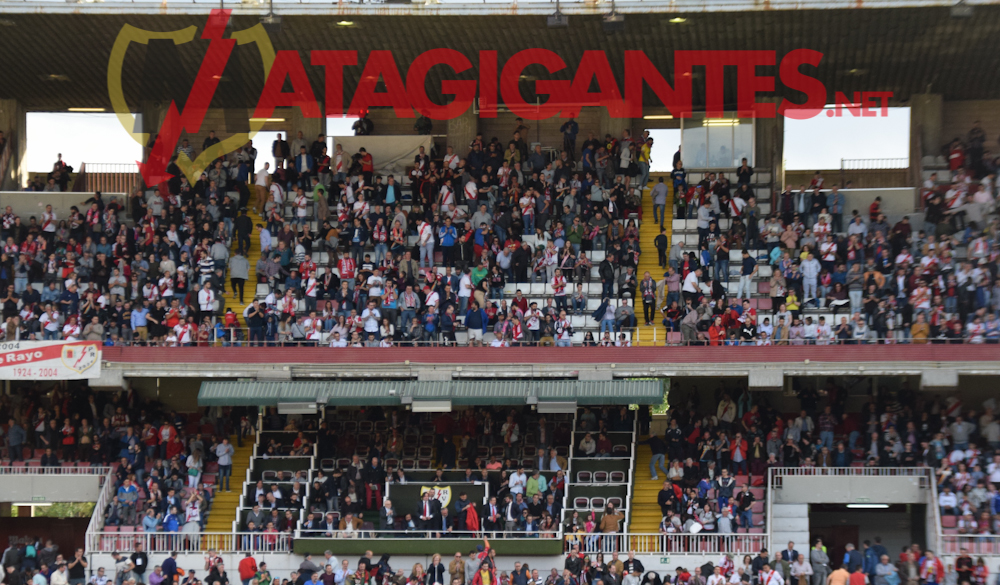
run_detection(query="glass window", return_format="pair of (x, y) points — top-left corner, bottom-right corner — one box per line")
(733, 123), (754, 168)
(681, 117), (754, 168)
(707, 124), (733, 167)
(681, 121), (707, 168)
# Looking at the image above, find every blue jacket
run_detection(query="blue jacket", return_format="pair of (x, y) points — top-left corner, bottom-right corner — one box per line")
(591, 300), (610, 321)
(439, 225), (457, 247)
(296, 153), (315, 173)
(863, 547), (878, 575)
(465, 308), (488, 334)
(826, 191), (845, 214)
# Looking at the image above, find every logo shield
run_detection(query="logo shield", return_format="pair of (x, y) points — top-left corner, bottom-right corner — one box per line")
(107, 10), (277, 184)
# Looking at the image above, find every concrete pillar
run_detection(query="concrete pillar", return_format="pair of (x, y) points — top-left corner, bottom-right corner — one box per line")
(754, 100), (784, 193)
(600, 109), (632, 142)
(447, 106), (478, 156)
(287, 104), (325, 147)
(910, 94), (943, 159)
(138, 100), (168, 142)
(0, 99), (27, 190)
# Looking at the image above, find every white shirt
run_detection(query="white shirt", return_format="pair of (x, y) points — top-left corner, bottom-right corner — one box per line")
(760, 570), (784, 585)
(62, 323), (80, 341)
(458, 274), (473, 298)
(255, 169), (269, 187)
(418, 222), (433, 246)
(509, 471), (527, 494)
(682, 271), (700, 294)
(269, 183), (284, 204)
(198, 288), (215, 311)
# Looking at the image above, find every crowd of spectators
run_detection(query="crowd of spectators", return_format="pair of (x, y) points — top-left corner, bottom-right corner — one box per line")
(8, 538), (999, 585)
(0, 385), (257, 542)
(2, 120), (660, 348)
(4, 120), (998, 348)
(659, 155), (999, 345)
(643, 382), (1000, 541)
(249, 405), (633, 543)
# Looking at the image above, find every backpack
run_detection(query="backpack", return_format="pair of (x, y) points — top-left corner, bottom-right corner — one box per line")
(25, 544), (37, 558)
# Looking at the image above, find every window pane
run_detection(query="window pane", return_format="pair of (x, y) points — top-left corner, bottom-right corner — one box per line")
(707, 125), (733, 167)
(681, 121), (707, 168)
(733, 123), (754, 167)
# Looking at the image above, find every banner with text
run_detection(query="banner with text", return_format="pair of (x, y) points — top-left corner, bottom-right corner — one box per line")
(0, 341), (102, 380)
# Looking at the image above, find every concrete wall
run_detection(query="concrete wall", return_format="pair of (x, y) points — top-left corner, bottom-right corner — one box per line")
(940, 100), (1000, 156)
(0, 191), (130, 225)
(774, 476), (926, 505)
(0, 474), (102, 503)
(785, 169), (911, 190)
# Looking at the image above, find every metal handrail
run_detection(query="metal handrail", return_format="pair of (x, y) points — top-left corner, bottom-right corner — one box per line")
(87, 531), (293, 554)
(565, 533), (769, 554)
(84, 468), (119, 554)
(769, 467), (931, 476)
(90, 325), (999, 347)
(0, 465), (114, 475)
(841, 158), (910, 170)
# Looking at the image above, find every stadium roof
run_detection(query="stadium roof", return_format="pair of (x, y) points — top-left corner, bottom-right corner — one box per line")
(1, 5), (999, 110)
(197, 379), (664, 406)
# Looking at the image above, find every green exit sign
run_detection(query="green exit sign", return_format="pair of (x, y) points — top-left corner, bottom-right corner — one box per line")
(660, 558), (671, 564)
(855, 497), (870, 503)
(31, 496), (45, 502)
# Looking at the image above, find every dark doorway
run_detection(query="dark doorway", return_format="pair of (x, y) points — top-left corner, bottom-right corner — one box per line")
(809, 503), (925, 568)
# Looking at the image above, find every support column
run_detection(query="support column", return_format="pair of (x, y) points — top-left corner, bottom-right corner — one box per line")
(447, 105), (478, 156)
(600, 108), (632, 142)
(910, 94), (943, 159)
(0, 99), (27, 190)
(287, 105), (325, 147)
(754, 99), (784, 196)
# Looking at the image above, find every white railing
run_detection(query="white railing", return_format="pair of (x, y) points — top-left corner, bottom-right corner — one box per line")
(770, 466), (930, 487)
(82, 162), (140, 196)
(84, 468), (118, 554)
(940, 535), (1000, 556)
(624, 416), (637, 534)
(88, 531), (293, 554)
(929, 466), (943, 556)
(0, 465), (113, 475)
(565, 533), (769, 555)
(297, 529), (556, 539)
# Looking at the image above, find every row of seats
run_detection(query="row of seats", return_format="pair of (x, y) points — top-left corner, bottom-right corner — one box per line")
(572, 496), (624, 510)
(575, 470), (627, 484)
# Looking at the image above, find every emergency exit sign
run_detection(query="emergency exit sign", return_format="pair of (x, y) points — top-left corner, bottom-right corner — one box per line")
(855, 497), (870, 503)
(31, 496), (45, 502)
(660, 558), (670, 564)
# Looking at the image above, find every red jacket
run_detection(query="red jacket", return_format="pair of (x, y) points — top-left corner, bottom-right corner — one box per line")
(239, 557), (258, 581)
(731, 438), (748, 460)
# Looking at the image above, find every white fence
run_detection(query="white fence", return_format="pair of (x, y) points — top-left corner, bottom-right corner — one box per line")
(565, 533), (769, 555)
(88, 531), (293, 554)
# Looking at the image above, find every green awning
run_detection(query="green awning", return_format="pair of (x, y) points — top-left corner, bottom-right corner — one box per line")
(198, 380), (662, 407)
(198, 381), (284, 407)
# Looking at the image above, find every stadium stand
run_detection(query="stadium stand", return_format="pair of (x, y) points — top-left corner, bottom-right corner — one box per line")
(1, 113), (996, 350)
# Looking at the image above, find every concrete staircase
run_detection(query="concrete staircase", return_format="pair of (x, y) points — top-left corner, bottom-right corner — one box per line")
(770, 503), (809, 553)
(203, 436), (254, 535)
(634, 178), (673, 346)
(223, 208), (264, 316)
(628, 436), (664, 533)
